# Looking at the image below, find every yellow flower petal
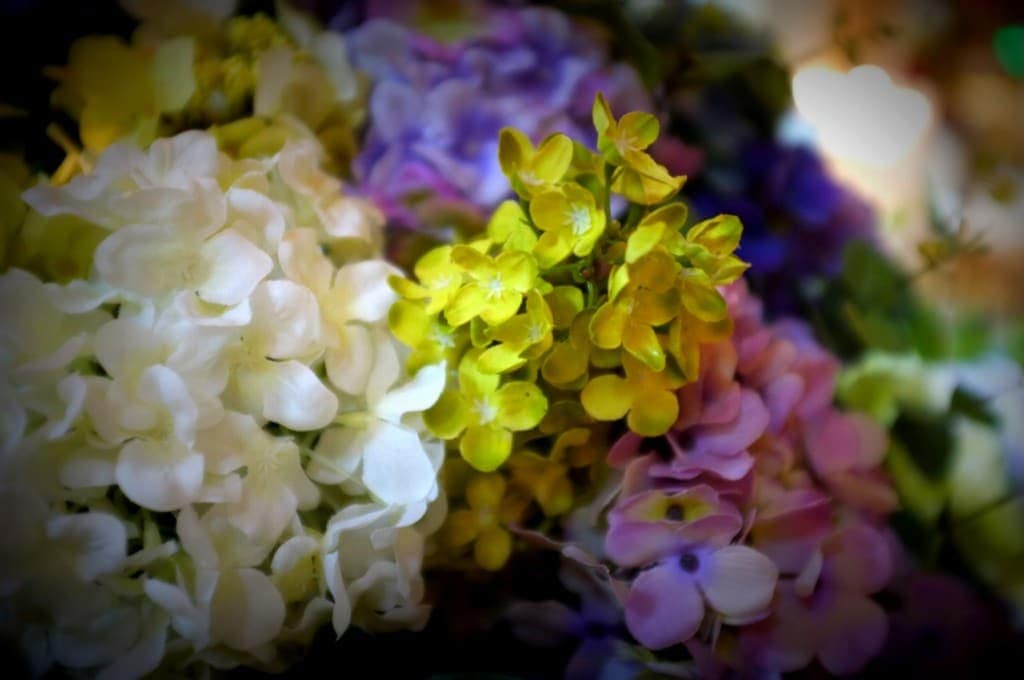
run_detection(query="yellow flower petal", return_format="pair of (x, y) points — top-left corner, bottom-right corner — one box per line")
(424, 390), (470, 439)
(498, 127), (532, 176)
(534, 228), (573, 268)
(496, 251), (539, 292)
(618, 111), (659, 150)
(477, 344), (527, 374)
(479, 290), (524, 327)
(679, 269), (728, 321)
(445, 509), (480, 548)
(494, 382), (548, 431)
(475, 525), (512, 571)
(581, 373), (634, 421)
(529, 190), (571, 233)
(388, 299), (431, 348)
(461, 425), (513, 472)
(458, 350), (501, 396)
(627, 389), (679, 436)
(623, 321), (665, 372)
(590, 301), (628, 349)
(467, 473), (507, 509)
(531, 133), (574, 184)
(445, 284), (488, 327)
(687, 214), (742, 256)
(545, 287), (584, 329)
(542, 341), (589, 386)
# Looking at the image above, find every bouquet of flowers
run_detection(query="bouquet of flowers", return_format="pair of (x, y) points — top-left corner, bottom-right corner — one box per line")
(0, 1), (1021, 678)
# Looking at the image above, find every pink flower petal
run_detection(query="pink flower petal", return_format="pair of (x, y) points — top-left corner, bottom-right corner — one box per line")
(695, 390), (769, 458)
(625, 562), (704, 649)
(822, 523), (892, 594)
(818, 593), (888, 675)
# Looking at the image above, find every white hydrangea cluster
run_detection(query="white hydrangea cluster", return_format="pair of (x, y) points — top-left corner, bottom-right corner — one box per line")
(1, 130), (445, 677)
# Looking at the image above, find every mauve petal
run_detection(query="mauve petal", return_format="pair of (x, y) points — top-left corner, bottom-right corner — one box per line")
(674, 382), (704, 430)
(651, 449), (755, 482)
(753, 491), (832, 574)
(850, 413), (888, 468)
(606, 521), (684, 567)
(763, 373), (804, 432)
(822, 523), (892, 594)
(804, 412), (860, 476)
(827, 470), (900, 516)
(736, 328), (773, 374)
(608, 431), (643, 468)
(695, 390), (769, 458)
(818, 593), (888, 675)
(700, 383), (742, 426)
(620, 455), (658, 497)
(740, 582), (818, 673)
(625, 562), (703, 649)
(698, 545), (778, 620)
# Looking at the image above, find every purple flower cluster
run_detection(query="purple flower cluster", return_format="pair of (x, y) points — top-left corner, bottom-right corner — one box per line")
(346, 6), (648, 233)
(689, 142), (876, 316)
(604, 281), (898, 675)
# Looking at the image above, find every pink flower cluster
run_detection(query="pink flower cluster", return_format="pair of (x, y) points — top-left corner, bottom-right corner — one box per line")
(604, 281), (898, 675)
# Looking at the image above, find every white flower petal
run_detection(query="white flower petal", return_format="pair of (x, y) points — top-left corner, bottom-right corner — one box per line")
(331, 260), (400, 323)
(259, 360), (338, 431)
(95, 610), (168, 680)
(323, 551), (351, 636)
(137, 364), (198, 446)
(307, 426), (363, 485)
(699, 545), (779, 620)
(250, 280), (322, 359)
(319, 195), (383, 243)
(94, 224), (190, 298)
(60, 456), (117, 489)
(361, 421), (436, 506)
(43, 279), (115, 314)
(177, 293), (253, 327)
(373, 362), (446, 423)
(144, 578), (209, 646)
(194, 411), (260, 474)
(197, 229), (272, 306)
(278, 228), (333, 293)
(176, 505), (218, 568)
(365, 328), (401, 407)
(226, 187), (286, 251)
(210, 568), (285, 651)
(325, 324), (372, 395)
(115, 439), (204, 512)
(46, 512), (127, 581)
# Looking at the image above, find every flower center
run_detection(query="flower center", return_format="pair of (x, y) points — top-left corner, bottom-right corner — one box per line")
(664, 505), (684, 521)
(527, 322), (545, 343)
(473, 398), (498, 424)
(679, 553), (700, 573)
(484, 275), (504, 299)
(568, 206), (591, 236)
(430, 326), (455, 348)
(519, 170), (541, 187)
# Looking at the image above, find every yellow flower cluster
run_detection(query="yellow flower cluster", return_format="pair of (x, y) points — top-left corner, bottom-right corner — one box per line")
(393, 93), (746, 570)
(392, 92), (746, 463)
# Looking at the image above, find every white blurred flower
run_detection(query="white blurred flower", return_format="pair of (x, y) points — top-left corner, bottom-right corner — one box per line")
(4, 121), (444, 676)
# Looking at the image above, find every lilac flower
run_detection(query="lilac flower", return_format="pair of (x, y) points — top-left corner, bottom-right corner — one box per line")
(600, 282), (896, 673)
(346, 6), (650, 240)
(741, 523), (892, 675)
